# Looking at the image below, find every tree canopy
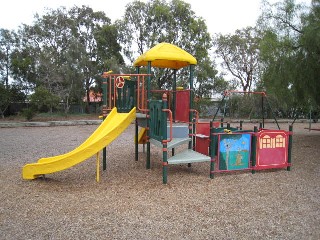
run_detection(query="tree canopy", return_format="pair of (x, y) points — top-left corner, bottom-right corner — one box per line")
(213, 27), (260, 92)
(258, 0), (319, 115)
(116, 0), (222, 96)
(0, 0), (318, 119)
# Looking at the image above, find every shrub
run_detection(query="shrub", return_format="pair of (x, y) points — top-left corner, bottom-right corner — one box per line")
(22, 108), (37, 121)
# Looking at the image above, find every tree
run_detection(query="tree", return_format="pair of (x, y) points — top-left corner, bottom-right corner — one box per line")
(195, 56), (228, 97)
(116, 0), (223, 96)
(257, 0), (317, 116)
(295, 0), (320, 108)
(0, 29), (17, 87)
(213, 27), (261, 92)
(29, 86), (60, 113)
(68, 6), (110, 112)
(10, 27), (38, 96)
(9, 6), (124, 114)
(0, 83), (25, 118)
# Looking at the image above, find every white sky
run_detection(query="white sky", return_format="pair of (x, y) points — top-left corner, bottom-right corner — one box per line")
(0, 0), (311, 35)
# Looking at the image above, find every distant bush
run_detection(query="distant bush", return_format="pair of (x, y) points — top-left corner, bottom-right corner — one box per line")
(22, 107), (37, 121)
(29, 86), (60, 113)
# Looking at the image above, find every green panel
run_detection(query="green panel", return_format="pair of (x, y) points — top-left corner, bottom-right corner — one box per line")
(116, 80), (135, 113)
(149, 100), (167, 142)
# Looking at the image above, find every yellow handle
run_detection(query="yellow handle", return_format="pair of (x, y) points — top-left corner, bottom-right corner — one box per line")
(224, 129), (232, 134)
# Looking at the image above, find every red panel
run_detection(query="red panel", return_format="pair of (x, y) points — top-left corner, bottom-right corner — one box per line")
(195, 136), (210, 155)
(255, 130), (289, 170)
(195, 123), (210, 155)
(197, 122), (220, 135)
(175, 90), (190, 122)
(195, 122), (220, 156)
(197, 122), (210, 135)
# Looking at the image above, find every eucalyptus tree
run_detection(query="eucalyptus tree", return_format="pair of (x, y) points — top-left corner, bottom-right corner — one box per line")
(0, 83), (25, 118)
(116, 0), (223, 97)
(10, 25), (39, 95)
(257, 0), (316, 116)
(0, 29), (16, 87)
(295, 0), (320, 109)
(0, 29), (27, 118)
(213, 27), (261, 92)
(10, 6), (124, 113)
(67, 6), (111, 111)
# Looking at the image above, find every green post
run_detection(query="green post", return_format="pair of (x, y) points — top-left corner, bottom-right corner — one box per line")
(309, 110), (312, 131)
(192, 117), (196, 150)
(135, 67), (139, 162)
(251, 126), (258, 174)
(146, 61), (151, 169)
(261, 94), (265, 128)
(162, 93), (168, 184)
(163, 143), (168, 184)
(188, 65), (194, 149)
(287, 125), (293, 171)
(135, 119), (139, 161)
(102, 76), (108, 171)
(172, 69), (177, 122)
(210, 121), (216, 179)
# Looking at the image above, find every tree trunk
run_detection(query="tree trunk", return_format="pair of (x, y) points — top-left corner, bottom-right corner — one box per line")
(85, 89), (90, 114)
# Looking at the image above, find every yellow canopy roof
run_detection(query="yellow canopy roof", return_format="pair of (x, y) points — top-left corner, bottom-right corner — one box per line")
(133, 42), (197, 70)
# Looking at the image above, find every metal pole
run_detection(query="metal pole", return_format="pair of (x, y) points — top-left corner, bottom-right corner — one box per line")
(102, 76), (107, 171)
(162, 93), (168, 184)
(172, 69), (177, 122)
(146, 61), (151, 169)
(251, 126), (258, 174)
(210, 122), (216, 179)
(309, 110), (312, 131)
(287, 125), (293, 171)
(213, 95), (226, 121)
(135, 67), (139, 161)
(189, 65), (194, 150)
(265, 96), (280, 130)
(262, 94), (265, 128)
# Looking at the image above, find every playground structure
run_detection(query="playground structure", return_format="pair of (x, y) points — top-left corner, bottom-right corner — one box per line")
(22, 42), (292, 184)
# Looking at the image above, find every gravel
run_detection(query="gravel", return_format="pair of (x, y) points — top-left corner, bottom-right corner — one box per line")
(0, 122), (319, 239)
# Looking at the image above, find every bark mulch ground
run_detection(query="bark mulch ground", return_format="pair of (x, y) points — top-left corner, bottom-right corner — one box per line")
(0, 122), (319, 239)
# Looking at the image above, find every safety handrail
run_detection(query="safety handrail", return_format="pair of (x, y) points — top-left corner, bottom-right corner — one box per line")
(136, 74), (150, 113)
(101, 73), (151, 112)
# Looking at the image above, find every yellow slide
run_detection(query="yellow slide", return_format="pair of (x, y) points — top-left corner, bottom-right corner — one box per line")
(22, 107), (136, 180)
(137, 127), (147, 144)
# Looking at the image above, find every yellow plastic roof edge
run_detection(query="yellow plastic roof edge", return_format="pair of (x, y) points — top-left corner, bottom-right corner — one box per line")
(133, 42), (197, 69)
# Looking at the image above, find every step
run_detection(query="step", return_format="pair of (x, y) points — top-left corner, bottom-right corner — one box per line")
(136, 113), (148, 127)
(149, 137), (190, 149)
(167, 149), (211, 165)
(167, 124), (189, 138)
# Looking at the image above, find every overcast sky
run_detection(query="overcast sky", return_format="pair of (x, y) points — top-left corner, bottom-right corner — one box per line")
(0, 0), (311, 35)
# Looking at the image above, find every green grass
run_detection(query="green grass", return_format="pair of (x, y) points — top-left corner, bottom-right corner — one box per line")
(2, 112), (100, 122)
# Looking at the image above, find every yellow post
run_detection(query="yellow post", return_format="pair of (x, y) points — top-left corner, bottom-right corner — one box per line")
(96, 151), (100, 182)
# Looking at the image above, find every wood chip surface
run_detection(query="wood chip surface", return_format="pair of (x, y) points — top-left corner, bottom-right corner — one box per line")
(0, 122), (319, 239)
